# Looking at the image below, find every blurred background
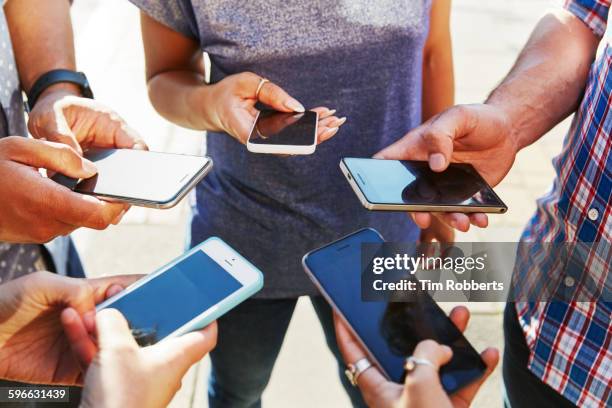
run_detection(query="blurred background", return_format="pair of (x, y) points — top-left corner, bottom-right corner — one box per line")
(70, 0), (569, 407)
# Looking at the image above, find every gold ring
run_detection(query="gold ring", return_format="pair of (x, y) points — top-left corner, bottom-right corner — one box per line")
(255, 78), (270, 100)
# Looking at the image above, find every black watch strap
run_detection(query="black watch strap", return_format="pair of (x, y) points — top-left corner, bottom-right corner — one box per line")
(26, 69), (94, 111)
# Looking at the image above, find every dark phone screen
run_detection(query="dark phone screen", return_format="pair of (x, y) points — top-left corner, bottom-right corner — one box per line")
(304, 229), (486, 393)
(249, 110), (317, 146)
(101, 250), (242, 346)
(53, 149), (210, 203)
(344, 158), (505, 209)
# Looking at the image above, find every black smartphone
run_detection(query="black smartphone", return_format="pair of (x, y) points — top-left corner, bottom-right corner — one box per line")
(246, 110), (318, 155)
(302, 228), (487, 393)
(52, 148), (212, 209)
(340, 158), (507, 213)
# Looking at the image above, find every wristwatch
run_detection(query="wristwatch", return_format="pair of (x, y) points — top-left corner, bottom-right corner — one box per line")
(26, 69), (94, 111)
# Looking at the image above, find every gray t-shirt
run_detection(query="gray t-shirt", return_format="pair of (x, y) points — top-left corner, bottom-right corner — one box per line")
(130, 0), (429, 298)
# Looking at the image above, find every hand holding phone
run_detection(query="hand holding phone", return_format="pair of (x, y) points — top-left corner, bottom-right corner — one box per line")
(302, 228), (488, 394)
(53, 149), (213, 209)
(246, 109), (346, 155)
(334, 312), (498, 408)
(340, 158), (507, 214)
(96, 237), (263, 346)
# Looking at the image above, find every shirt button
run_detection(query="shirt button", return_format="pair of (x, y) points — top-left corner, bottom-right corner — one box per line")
(564, 276), (575, 287)
(587, 208), (599, 221)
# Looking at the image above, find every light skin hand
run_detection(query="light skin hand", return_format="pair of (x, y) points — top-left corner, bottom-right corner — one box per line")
(334, 306), (499, 408)
(28, 88), (147, 155)
(80, 309), (217, 408)
(0, 272), (140, 385)
(0, 137), (129, 243)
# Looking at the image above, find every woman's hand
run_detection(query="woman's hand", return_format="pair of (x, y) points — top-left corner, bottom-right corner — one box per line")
(198, 72), (346, 144)
(334, 306), (499, 408)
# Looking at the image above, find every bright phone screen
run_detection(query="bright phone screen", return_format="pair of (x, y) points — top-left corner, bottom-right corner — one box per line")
(53, 149), (210, 203)
(304, 229), (486, 393)
(344, 158), (505, 209)
(249, 110), (317, 146)
(102, 250), (242, 346)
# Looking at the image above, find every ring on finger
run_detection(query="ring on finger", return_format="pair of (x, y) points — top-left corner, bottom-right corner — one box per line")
(404, 356), (436, 374)
(255, 78), (270, 100)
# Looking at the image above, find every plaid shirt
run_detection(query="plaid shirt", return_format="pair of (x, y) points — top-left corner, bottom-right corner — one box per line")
(516, 1), (611, 406)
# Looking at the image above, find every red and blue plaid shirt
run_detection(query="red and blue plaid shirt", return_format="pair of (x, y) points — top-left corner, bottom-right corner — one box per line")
(517, 1), (611, 406)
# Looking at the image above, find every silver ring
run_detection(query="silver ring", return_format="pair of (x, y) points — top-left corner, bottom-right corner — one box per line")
(345, 357), (373, 387)
(255, 78), (269, 100)
(404, 356), (436, 373)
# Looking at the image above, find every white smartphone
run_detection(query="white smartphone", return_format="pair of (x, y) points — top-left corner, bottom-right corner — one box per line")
(96, 237), (263, 346)
(246, 109), (318, 155)
(340, 158), (507, 213)
(53, 148), (213, 209)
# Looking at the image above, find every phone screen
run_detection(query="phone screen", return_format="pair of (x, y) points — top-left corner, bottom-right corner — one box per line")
(53, 149), (210, 204)
(343, 158), (505, 210)
(101, 249), (243, 346)
(304, 229), (486, 393)
(248, 110), (317, 146)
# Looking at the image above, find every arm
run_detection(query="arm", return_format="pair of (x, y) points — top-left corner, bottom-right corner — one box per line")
(487, 10), (599, 150)
(419, 0), (455, 243)
(140, 13), (343, 143)
(5, 0), (78, 96)
(5, 0), (146, 153)
(422, 0), (454, 122)
(376, 9), (601, 232)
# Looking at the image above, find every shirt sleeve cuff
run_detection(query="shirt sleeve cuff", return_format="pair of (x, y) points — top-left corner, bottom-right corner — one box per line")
(563, 0), (609, 37)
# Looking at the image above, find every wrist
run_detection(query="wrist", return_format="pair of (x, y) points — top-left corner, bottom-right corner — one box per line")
(483, 99), (523, 154)
(185, 83), (223, 132)
(36, 83), (83, 104)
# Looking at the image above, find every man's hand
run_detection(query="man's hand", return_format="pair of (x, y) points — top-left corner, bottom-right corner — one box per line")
(28, 89), (147, 154)
(334, 306), (499, 408)
(375, 104), (518, 232)
(80, 309), (217, 408)
(0, 272), (140, 385)
(0, 137), (129, 243)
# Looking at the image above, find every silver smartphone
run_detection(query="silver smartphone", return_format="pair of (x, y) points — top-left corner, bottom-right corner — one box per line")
(53, 149), (212, 209)
(340, 157), (507, 213)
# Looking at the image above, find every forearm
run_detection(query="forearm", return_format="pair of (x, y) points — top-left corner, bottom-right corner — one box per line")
(147, 70), (220, 131)
(5, 0), (80, 96)
(486, 10), (600, 151)
(422, 48), (455, 121)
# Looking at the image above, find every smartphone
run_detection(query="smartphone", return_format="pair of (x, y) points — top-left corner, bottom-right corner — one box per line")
(53, 148), (213, 209)
(96, 237), (263, 346)
(246, 109), (318, 155)
(302, 228), (487, 394)
(340, 158), (507, 213)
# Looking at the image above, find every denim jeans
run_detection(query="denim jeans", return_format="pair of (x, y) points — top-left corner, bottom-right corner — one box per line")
(208, 296), (367, 408)
(503, 304), (575, 408)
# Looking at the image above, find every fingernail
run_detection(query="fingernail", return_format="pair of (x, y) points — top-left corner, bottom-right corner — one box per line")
(82, 159), (97, 176)
(328, 109), (337, 116)
(326, 127), (339, 135)
(429, 153), (446, 171)
(335, 117), (347, 126)
(285, 99), (305, 113)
